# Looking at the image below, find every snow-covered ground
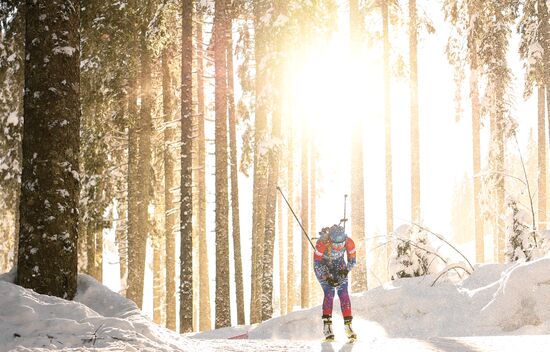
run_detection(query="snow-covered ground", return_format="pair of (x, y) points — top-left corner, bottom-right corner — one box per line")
(3, 257), (550, 351)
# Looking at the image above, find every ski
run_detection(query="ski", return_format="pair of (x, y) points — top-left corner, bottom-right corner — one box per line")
(321, 336), (357, 344)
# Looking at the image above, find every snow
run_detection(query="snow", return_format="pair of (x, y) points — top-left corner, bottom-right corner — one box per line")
(0, 271), (196, 351)
(6, 111), (18, 126)
(4, 259), (550, 351)
(52, 46), (76, 56)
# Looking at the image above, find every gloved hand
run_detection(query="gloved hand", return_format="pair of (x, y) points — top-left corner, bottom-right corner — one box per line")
(337, 268), (349, 277)
(326, 277), (339, 287)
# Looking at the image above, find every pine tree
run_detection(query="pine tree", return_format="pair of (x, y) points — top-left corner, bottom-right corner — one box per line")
(180, 0), (194, 333)
(161, 46), (178, 330)
(349, 0), (367, 293)
(389, 225), (440, 279)
(80, 0), (130, 284)
(409, 0), (421, 224)
(277, 191), (286, 315)
(382, 0), (394, 258)
(479, 0), (519, 262)
(214, 0), (231, 329)
(195, 15), (212, 332)
(227, 16), (245, 326)
(518, 0), (548, 230)
(286, 112), (295, 313)
(309, 142), (320, 304)
(300, 98), (310, 307)
(0, 1), (23, 271)
(250, 0), (270, 324)
(126, 0), (155, 309)
(505, 197), (547, 262)
(16, 0), (80, 299)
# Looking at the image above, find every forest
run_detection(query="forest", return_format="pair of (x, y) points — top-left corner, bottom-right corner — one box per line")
(1, 0), (550, 350)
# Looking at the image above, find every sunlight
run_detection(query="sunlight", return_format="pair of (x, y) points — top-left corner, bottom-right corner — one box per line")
(290, 38), (366, 131)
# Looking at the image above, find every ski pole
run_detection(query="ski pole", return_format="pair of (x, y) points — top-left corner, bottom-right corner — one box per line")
(276, 186), (316, 251)
(340, 194), (348, 232)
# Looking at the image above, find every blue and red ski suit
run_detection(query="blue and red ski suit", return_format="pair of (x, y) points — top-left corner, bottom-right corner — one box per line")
(313, 236), (356, 318)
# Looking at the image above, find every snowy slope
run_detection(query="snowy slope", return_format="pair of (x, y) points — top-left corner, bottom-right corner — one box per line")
(3, 257), (550, 351)
(0, 270), (196, 351)
(196, 256), (550, 341)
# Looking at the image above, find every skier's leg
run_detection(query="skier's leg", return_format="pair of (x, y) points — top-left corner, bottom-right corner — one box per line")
(336, 280), (352, 318)
(321, 283), (335, 340)
(322, 283), (335, 317)
(337, 281), (356, 341)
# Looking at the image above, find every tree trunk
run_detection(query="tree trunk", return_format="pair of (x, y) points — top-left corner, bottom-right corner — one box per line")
(196, 19), (212, 332)
(538, 85), (546, 230)
(489, 87), (506, 263)
(180, 0), (194, 333)
(547, 87), (550, 178)
(153, 222), (163, 325)
(300, 111), (310, 308)
(227, 24), (245, 326)
(261, 140), (280, 320)
(250, 0), (270, 324)
(261, 72), (282, 321)
(86, 222), (97, 279)
(410, 0), (421, 224)
(310, 144), (320, 304)
(286, 119), (295, 313)
(350, 0), (367, 293)
(162, 48), (177, 331)
(277, 191), (286, 315)
(126, 77), (140, 301)
(470, 50), (484, 262)
(542, 0), (550, 165)
(127, 6), (154, 309)
(17, 0), (80, 299)
(214, 0), (230, 328)
(116, 200), (128, 295)
(95, 225), (103, 283)
(382, 0), (393, 264)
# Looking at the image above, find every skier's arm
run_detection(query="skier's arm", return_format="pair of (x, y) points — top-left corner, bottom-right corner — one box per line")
(314, 241), (333, 283)
(345, 238), (357, 272)
(314, 240), (329, 262)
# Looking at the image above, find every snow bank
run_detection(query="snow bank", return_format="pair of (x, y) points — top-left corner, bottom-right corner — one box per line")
(195, 256), (550, 341)
(0, 271), (194, 351)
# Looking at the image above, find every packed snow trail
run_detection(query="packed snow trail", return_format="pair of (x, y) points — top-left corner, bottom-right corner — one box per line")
(189, 335), (550, 351)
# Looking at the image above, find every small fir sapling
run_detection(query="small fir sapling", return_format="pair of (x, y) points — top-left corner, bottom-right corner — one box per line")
(505, 196), (548, 262)
(389, 224), (440, 280)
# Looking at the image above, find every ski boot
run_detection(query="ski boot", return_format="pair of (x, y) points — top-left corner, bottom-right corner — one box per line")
(344, 316), (357, 343)
(322, 315), (334, 342)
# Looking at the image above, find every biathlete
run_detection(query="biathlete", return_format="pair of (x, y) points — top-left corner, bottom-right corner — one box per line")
(313, 224), (357, 342)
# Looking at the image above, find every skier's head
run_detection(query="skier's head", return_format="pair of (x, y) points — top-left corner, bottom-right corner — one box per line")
(329, 225), (346, 245)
